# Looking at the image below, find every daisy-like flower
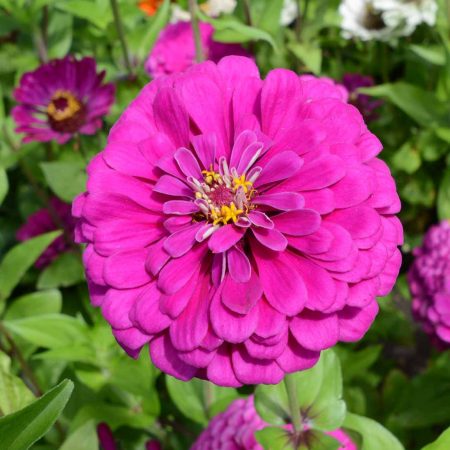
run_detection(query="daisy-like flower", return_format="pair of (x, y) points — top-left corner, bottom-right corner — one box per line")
(170, 0), (237, 23)
(145, 21), (250, 78)
(375, 0), (437, 35)
(280, 0), (298, 26)
(339, 0), (437, 41)
(339, 0), (399, 41)
(17, 197), (75, 269)
(408, 221), (450, 349)
(73, 56), (402, 387)
(13, 57), (115, 144)
(191, 396), (357, 449)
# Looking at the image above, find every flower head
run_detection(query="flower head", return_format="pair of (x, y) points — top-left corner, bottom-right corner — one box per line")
(145, 22), (250, 78)
(138, 0), (164, 16)
(339, 0), (437, 41)
(342, 74), (383, 122)
(74, 56), (402, 387)
(13, 56), (115, 144)
(408, 221), (450, 349)
(191, 396), (357, 449)
(17, 197), (75, 269)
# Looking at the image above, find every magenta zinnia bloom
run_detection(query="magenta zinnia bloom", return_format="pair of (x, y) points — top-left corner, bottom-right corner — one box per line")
(408, 221), (450, 348)
(13, 56), (115, 144)
(342, 74), (383, 123)
(145, 21), (250, 78)
(191, 396), (357, 450)
(73, 56), (403, 386)
(17, 197), (75, 269)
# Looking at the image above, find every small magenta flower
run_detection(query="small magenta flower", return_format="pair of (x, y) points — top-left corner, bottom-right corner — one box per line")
(408, 221), (450, 349)
(342, 74), (383, 122)
(145, 21), (250, 78)
(74, 57), (402, 386)
(191, 396), (357, 449)
(13, 56), (115, 144)
(17, 197), (75, 269)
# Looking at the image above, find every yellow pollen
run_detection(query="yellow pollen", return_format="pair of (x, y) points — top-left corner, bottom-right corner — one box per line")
(201, 169), (221, 185)
(47, 90), (81, 122)
(211, 202), (244, 225)
(233, 174), (253, 193)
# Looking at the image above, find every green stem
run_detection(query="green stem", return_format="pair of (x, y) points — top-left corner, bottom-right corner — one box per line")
(284, 374), (302, 441)
(188, 0), (205, 62)
(202, 381), (214, 418)
(110, 0), (133, 76)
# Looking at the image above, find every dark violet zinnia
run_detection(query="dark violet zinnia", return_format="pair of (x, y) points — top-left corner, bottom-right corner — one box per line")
(13, 56), (115, 144)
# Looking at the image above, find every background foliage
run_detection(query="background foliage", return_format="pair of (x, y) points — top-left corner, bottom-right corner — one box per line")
(0, 0), (450, 449)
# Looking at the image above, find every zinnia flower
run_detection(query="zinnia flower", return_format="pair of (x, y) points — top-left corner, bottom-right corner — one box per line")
(73, 56), (402, 387)
(408, 221), (450, 349)
(342, 74), (383, 123)
(191, 396), (357, 449)
(17, 197), (75, 269)
(145, 21), (249, 78)
(339, 0), (437, 41)
(13, 56), (115, 144)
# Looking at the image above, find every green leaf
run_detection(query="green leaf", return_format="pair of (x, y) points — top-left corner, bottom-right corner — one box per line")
(252, 0), (284, 35)
(255, 351), (345, 430)
(288, 42), (322, 75)
(4, 289), (62, 320)
(255, 426), (292, 450)
(134, 0), (171, 60)
(410, 44), (446, 66)
(54, 0), (112, 29)
(0, 352), (34, 416)
(37, 252), (85, 289)
(344, 412), (404, 450)
(47, 11), (73, 59)
(391, 142), (421, 174)
(4, 314), (89, 349)
(0, 167), (8, 206)
(0, 231), (62, 302)
(199, 11), (278, 50)
(40, 161), (87, 202)
(422, 427), (450, 450)
(437, 170), (450, 220)
(0, 379), (74, 450)
(60, 420), (98, 450)
(435, 128), (450, 144)
(359, 83), (449, 127)
(304, 430), (341, 450)
(166, 376), (238, 425)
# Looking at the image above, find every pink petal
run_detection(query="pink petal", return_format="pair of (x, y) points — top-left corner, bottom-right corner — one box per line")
(248, 211), (274, 229)
(207, 345), (242, 387)
(208, 225), (245, 253)
(103, 249), (150, 289)
(254, 192), (304, 211)
(149, 334), (197, 381)
(227, 246), (251, 283)
(272, 209), (321, 236)
(276, 335), (320, 373)
(221, 271), (262, 314)
(163, 200), (199, 215)
(230, 130), (258, 169)
(174, 147), (202, 179)
(191, 133), (216, 170)
(154, 175), (192, 197)
(252, 244), (307, 316)
(338, 300), (379, 342)
(164, 222), (204, 258)
(255, 300), (287, 339)
(252, 228), (287, 252)
(290, 310), (339, 351)
(113, 328), (150, 358)
(327, 206), (381, 240)
(145, 239), (170, 276)
(255, 151), (303, 187)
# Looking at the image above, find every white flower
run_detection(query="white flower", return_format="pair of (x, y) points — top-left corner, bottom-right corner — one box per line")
(374, 0), (437, 35)
(280, 0), (298, 26)
(202, 0), (237, 17)
(339, 0), (437, 41)
(170, 0), (237, 23)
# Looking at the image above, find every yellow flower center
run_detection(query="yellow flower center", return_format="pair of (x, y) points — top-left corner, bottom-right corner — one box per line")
(47, 90), (82, 122)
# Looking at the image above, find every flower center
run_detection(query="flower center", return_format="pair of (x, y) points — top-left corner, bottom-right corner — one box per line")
(47, 90), (86, 133)
(192, 164), (257, 226)
(363, 4), (386, 30)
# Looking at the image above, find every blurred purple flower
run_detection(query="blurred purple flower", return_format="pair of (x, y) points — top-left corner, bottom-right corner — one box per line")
(97, 423), (117, 450)
(16, 197), (75, 269)
(146, 440), (162, 450)
(13, 56), (115, 144)
(409, 221), (450, 349)
(145, 21), (250, 78)
(342, 74), (383, 122)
